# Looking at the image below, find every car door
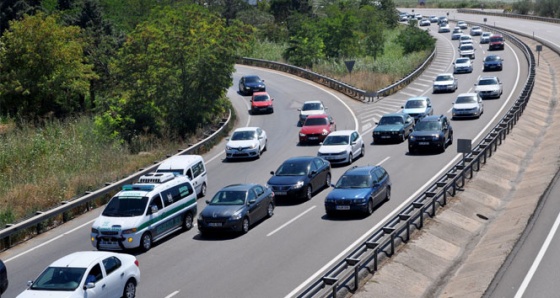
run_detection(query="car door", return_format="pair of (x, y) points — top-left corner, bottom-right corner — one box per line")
(146, 194), (167, 239)
(404, 115), (414, 137)
(84, 262), (109, 297)
(426, 98), (433, 116)
(351, 132), (362, 157)
(101, 256), (125, 298)
(246, 188), (261, 221)
(441, 118), (451, 143)
(370, 170), (384, 206)
(190, 161), (206, 196)
(308, 159), (322, 191)
(257, 128), (267, 151)
(253, 185), (267, 220)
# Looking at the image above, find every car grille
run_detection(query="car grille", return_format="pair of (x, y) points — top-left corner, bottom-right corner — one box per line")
(271, 185), (291, 191)
(100, 230), (119, 236)
(415, 136), (433, 141)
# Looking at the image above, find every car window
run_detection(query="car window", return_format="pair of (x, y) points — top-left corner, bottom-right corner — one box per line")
(479, 78), (498, 85)
(247, 189), (257, 202)
(313, 158), (325, 169)
(456, 96), (477, 104)
(323, 135), (349, 145)
(210, 190), (246, 205)
(86, 264), (104, 284)
(253, 95), (269, 102)
(254, 185), (264, 196)
(379, 116), (403, 125)
(309, 159), (318, 172)
(192, 161), (204, 177)
(103, 195), (148, 217)
(436, 75), (453, 81)
(302, 103), (322, 111)
(31, 267), (86, 291)
(186, 168), (193, 180)
(351, 132), (358, 142)
(405, 100), (426, 108)
(336, 175), (371, 188)
(374, 168), (386, 182)
(149, 195), (163, 212)
(102, 256), (121, 276)
(276, 161), (309, 176)
(416, 120), (441, 131)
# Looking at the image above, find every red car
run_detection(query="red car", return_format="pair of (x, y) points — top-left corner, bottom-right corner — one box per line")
(299, 114), (336, 144)
(250, 92), (274, 114)
(488, 34), (505, 51)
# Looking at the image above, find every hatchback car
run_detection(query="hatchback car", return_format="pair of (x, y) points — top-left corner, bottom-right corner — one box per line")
(373, 113), (415, 143)
(429, 16), (439, 23)
(324, 165), (391, 216)
(475, 76), (503, 99)
(433, 73), (458, 93)
(489, 34), (505, 50)
(452, 93), (484, 119)
(401, 96), (433, 122)
(317, 130), (365, 165)
(267, 156), (331, 201)
(17, 251), (140, 298)
(458, 43), (476, 59)
(299, 114), (336, 144)
(197, 184), (274, 235)
(250, 91), (274, 114)
(225, 127), (267, 160)
(457, 21), (468, 29)
(238, 75), (266, 95)
(453, 57), (473, 74)
(480, 32), (492, 44)
(470, 26), (483, 36)
(298, 100), (327, 125)
(408, 115), (453, 154)
(419, 19), (431, 26)
(438, 23), (450, 33)
(483, 55), (504, 71)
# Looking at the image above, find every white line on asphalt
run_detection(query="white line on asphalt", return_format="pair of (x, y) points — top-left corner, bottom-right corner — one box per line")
(267, 206), (316, 237)
(377, 157), (390, 165)
(165, 290), (181, 298)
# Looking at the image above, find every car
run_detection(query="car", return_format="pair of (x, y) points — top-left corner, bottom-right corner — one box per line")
(489, 34), (505, 50)
(458, 34), (473, 44)
(324, 165), (391, 216)
(401, 96), (433, 122)
(408, 115), (453, 154)
(299, 114), (336, 144)
(250, 91), (274, 114)
(225, 127), (267, 160)
(480, 32), (492, 44)
(437, 16), (448, 26)
(483, 55), (504, 71)
(238, 75), (266, 95)
(429, 16), (439, 23)
(475, 76), (503, 99)
(452, 27), (462, 34)
(458, 43), (476, 59)
(0, 259), (7, 296)
(317, 130), (365, 165)
(459, 40), (474, 47)
(451, 31), (462, 40)
(419, 19), (431, 26)
(470, 26), (483, 36)
(433, 73), (458, 93)
(438, 23), (450, 33)
(197, 183), (275, 235)
(414, 13), (423, 20)
(457, 20), (468, 29)
(298, 100), (327, 125)
(372, 112), (415, 143)
(266, 156), (331, 201)
(156, 155), (208, 198)
(399, 14), (409, 22)
(17, 251), (140, 298)
(452, 93), (484, 119)
(453, 57), (473, 74)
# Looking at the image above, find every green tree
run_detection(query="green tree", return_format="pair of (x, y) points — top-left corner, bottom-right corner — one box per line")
(0, 12), (96, 120)
(321, 3), (362, 58)
(534, 0), (560, 18)
(283, 17), (325, 67)
(358, 5), (385, 59)
(396, 21), (435, 55)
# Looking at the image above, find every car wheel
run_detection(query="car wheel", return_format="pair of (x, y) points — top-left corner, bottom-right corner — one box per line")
(305, 185), (313, 201)
(348, 153), (353, 165)
(122, 279), (137, 298)
(263, 140), (267, 152)
(266, 202), (274, 218)
(325, 173), (331, 188)
(360, 144), (365, 157)
(385, 187), (391, 201)
(366, 199), (374, 215)
(241, 217), (250, 234)
(270, 108), (274, 114)
(140, 232), (152, 252)
(199, 182), (207, 198)
(182, 212), (194, 231)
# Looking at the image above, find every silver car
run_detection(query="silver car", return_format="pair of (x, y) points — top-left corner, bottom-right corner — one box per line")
(433, 73), (458, 93)
(225, 127), (268, 160)
(475, 76), (503, 99)
(452, 93), (484, 119)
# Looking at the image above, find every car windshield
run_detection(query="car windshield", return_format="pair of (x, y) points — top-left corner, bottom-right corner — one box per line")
(302, 103), (322, 111)
(405, 100), (426, 108)
(253, 95), (269, 102)
(460, 45), (474, 50)
(231, 131), (256, 141)
(415, 121), (441, 131)
(460, 36), (471, 40)
(304, 117), (328, 126)
(275, 162), (309, 176)
(456, 58), (469, 64)
(244, 76), (260, 83)
(209, 190), (246, 205)
(456, 96), (477, 104)
(490, 36), (504, 42)
(335, 175), (372, 189)
(436, 75), (453, 81)
(30, 267), (86, 291)
(485, 56), (500, 61)
(322, 135), (350, 145)
(102, 196), (148, 217)
(478, 79), (498, 85)
(379, 116), (403, 125)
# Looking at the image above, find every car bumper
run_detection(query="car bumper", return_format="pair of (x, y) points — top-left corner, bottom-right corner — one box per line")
(477, 90), (501, 98)
(452, 109), (481, 118)
(226, 148), (260, 159)
(373, 132), (404, 143)
(91, 233), (140, 250)
(454, 67), (472, 73)
(300, 134), (327, 144)
(325, 201), (368, 213)
(409, 140), (445, 151)
(268, 185), (307, 199)
(198, 218), (243, 232)
(433, 85), (455, 92)
(483, 64), (502, 70)
(252, 106), (273, 113)
(317, 153), (350, 164)
(489, 44), (504, 50)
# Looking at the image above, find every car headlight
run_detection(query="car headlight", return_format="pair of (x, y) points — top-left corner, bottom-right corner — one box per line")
(299, 132), (306, 137)
(409, 135), (416, 141)
(353, 198), (366, 203)
(294, 181), (305, 189)
(432, 134), (440, 140)
(250, 143), (258, 149)
(122, 228), (137, 234)
(91, 227), (99, 234)
(322, 129), (329, 135)
(230, 210), (243, 221)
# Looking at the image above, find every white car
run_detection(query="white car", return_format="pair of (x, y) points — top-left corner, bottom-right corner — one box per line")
(317, 130), (364, 165)
(452, 93), (484, 119)
(438, 23), (450, 33)
(419, 19), (431, 26)
(458, 43), (476, 59)
(480, 32), (492, 44)
(433, 73), (458, 93)
(298, 100), (327, 124)
(225, 127), (267, 160)
(17, 251), (140, 298)
(458, 34), (473, 44)
(453, 57), (473, 74)
(457, 20), (468, 29)
(475, 76), (503, 99)
(470, 26), (483, 36)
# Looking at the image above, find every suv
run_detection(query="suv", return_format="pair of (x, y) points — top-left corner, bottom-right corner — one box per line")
(408, 115), (453, 154)
(475, 76), (503, 99)
(401, 96), (433, 122)
(156, 155), (208, 197)
(489, 34), (505, 50)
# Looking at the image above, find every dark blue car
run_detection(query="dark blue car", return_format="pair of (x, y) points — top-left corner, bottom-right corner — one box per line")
(197, 183), (274, 235)
(483, 55), (503, 71)
(324, 166), (391, 216)
(267, 156), (331, 201)
(238, 75), (266, 95)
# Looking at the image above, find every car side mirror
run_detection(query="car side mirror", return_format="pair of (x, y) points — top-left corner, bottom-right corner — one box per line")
(205, 200), (210, 204)
(270, 171), (275, 175)
(249, 199), (256, 204)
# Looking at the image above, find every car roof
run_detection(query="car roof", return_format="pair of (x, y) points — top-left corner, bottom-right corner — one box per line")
(221, 183), (257, 191)
(343, 165), (378, 175)
(303, 100), (323, 105)
(436, 73), (454, 77)
(478, 75), (499, 80)
(252, 91), (269, 96)
(327, 130), (355, 136)
(159, 155), (203, 167)
(282, 156), (317, 164)
(406, 96), (429, 101)
(306, 114), (329, 119)
(49, 251), (119, 268)
(233, 126), (260, 132)
(419, 115), (444, 122)
(456, 92), (478, 97)
(381, 112), (408, 118)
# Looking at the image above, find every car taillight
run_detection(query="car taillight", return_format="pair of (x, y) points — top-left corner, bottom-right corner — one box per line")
(135, 260), (139, 267)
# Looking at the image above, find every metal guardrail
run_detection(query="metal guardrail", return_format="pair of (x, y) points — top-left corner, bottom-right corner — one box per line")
(0, 111), (234, 251)
(457, 9), (560, 25)
(294, 25), (537, 298)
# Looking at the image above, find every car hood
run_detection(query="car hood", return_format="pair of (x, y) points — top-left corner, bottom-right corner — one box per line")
(475, 85), (500, 92)
(227, 139), (258, 148)
(434, 80), (454, 86)
(402, 107), (427, 115)
(453, 102), (479, 109)
(411, 131), (440, 138)
(484, 61), (502, 65)
(252, 101), (272, 107)
(267, 175), (305, 186)
(300, 110), (325, 117)
(327, 188), (372, 200)
(200, 205), (244, 218)
(318, 144), (350, 154)
(374, 124), (403, 132)
(16, 290), (84, 298)
(93, 215), (141, 231)
(300, 125), (329, 134)
(244, 82), (265, 88)
(455, 62), (471, 68)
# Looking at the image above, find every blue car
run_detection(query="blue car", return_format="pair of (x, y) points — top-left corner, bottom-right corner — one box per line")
(483, 55), (504, 71)
(372, 112), (415, 143)
(324, 165), (391, 216)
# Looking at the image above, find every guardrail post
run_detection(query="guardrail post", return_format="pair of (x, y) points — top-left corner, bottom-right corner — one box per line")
(412, 202), (424, 229)
(323, 277), (338, 298)
(35, 211), (44, 234)
(346, 258), (361, 291)
(365, 241), (379, 271)
(383, 227), (396, 256)
(398, 214), (411, 241)
(425, 192), (437, 217)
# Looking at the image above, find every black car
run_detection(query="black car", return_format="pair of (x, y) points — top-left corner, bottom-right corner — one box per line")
(408, 115), (453, 154)
(198, 184), (274, 235)
(483, 55), (504, 71)
(0, 259), (7, 296)
(238, 75), (266, 95)
(267, 156), (331, 201)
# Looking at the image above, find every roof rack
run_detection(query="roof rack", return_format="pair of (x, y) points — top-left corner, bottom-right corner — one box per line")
(138, 172), (176, 184)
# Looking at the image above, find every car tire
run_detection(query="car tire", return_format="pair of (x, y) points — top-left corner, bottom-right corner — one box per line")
(366, 199), (374, 215)
(263, 140), (267, 152)
(348, 153), (353, 165)
(360, 144), (365, 157)
(122, 279), (137, 298)
(304, 185), (312, 201)
(182, 212), (194, 231)
(140, 233), (152, 252)
(199, 182), (207, 198)
(241, 217), (250, 234)
(324, 173), (331, 188)
(266, 202), (274, 218)
(385, 187), (391, 202)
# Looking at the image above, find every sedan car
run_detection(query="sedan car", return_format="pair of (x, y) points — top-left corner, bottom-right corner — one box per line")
(298, 100), (327, 125)
(438, 23), (450, 33)
(453, 57), (473, 74)
(451, 31), (463, 40)
(250, 91), (274, 114)
(489, 34), (505, 50)
(317, 130), (365, 165)
(299, 114), (336, 144)
(324, 165), (391, 216)
(225, 127), (267, 160)
(17, 251), (140, 298)
(452, 93), (484, 119)
(267, 156), (331, 201)
(372, 113), (415, 143)
(470, 26), (483, 36)
(197, 184), (274, 235)
(458, 43), (476, 59)
(419, 19), (431, 26)
(475, 76), (503, 99)
(433, 73), (458, 93)
(408, 115), (453, 154)
(457, 20), (468, 29)
(480, 32), (492, 44)
(238, 75), (266, 95)
(483, 55), (504, 71)
(401, 96), (433, 122)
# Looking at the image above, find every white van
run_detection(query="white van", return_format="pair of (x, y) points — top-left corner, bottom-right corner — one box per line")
(156, 155), (207, 197)
(91, 172), (197, 251)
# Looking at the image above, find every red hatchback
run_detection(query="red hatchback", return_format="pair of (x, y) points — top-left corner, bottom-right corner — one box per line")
(299, 114), (336, 144)
(250, 92), (274, 114)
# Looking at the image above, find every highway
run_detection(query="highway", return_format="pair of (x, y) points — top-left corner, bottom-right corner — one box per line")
(0, 10), (530, 298)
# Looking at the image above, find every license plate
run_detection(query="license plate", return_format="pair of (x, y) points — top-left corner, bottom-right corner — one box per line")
(381, 136), (390, 138)
(419, 142), (430, 145)
(208, 223), (222, 227)
(336, 205), (350, 210)
(324, 156), (334, 160)
(275, 191), (287, 195)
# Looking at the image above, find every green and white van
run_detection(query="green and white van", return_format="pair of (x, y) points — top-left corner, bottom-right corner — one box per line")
(91, 172), (197, 251)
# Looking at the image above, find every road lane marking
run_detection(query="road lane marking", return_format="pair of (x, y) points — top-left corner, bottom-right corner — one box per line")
(377, 157), (390, 165)
(165, 290), (181, 298)
(267, 206), (316, 237)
